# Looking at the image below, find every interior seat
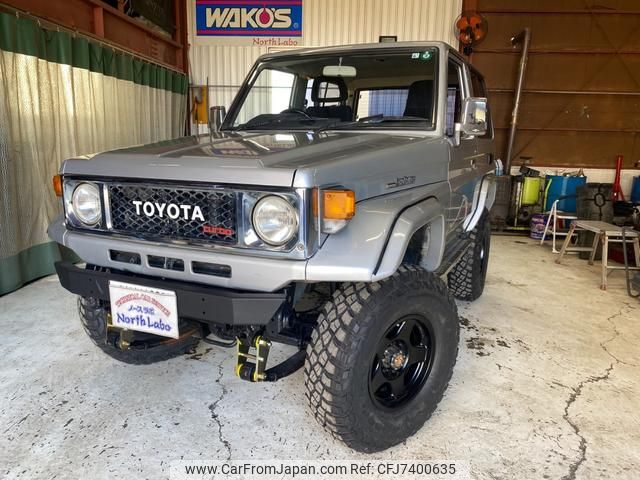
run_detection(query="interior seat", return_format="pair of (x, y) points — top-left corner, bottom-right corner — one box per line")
(403, 80), (434, 119)
(306, 76), (353, 122)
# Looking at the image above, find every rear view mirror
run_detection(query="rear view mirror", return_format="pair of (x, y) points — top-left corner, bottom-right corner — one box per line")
(460, 97), (487, 136)
(322, 65), (357, 77)
(209, 106), (226, 132)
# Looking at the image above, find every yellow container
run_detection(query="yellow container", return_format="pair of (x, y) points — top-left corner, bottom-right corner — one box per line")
(521, 177), (541, 206)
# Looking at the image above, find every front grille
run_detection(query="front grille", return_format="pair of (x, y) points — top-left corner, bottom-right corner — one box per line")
(108, 184), (238, 244)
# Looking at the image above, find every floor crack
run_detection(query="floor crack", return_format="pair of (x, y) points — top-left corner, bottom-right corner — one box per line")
(600, 308), (639, 367)
(561, 306), (630, 480)
(561, 364), (613, 480)
(208, 363), (232, 461)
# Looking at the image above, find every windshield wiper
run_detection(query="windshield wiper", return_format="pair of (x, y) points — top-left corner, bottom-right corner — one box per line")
(314, 115), (383, 132)
(363, 116), (428, 123)
(318, 115), (429, 132)
(232, 118), (319, 131)
(234, 114), (430, 132)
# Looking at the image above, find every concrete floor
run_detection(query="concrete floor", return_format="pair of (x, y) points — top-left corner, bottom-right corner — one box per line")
(1, 236), (639, 479)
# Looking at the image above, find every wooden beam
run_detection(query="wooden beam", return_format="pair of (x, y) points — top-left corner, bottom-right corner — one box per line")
(92, 6), (104, 37)
(478, 9), (640, 15)
(475, 49), (640, 55)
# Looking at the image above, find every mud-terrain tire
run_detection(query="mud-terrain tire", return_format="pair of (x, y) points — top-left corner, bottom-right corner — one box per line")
(78, 296), (199, 364)
(304, 265), (459, 452)
(447, 209), (491, 301)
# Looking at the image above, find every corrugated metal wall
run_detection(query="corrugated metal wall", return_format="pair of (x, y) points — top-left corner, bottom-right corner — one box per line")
(187, 0), (462, 109)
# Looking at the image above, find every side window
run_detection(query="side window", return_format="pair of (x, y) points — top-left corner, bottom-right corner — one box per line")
(469, 69), (485, 97)
(270, 70), (295, 111)
(234, 69), (295, 125)
(469, 69), (493, 138)
(446, 59), (463, 137)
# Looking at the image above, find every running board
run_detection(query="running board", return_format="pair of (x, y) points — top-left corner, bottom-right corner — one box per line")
(434, 236), (472, 277)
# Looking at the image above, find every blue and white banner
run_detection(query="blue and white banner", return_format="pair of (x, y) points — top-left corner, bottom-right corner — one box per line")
(195, 0), (303, 46)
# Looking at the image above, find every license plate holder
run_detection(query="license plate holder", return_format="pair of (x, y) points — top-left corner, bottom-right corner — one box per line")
(108, 281), (179, 339)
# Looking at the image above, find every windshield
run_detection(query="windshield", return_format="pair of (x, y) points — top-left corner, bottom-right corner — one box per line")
(224, 48), (438, 131)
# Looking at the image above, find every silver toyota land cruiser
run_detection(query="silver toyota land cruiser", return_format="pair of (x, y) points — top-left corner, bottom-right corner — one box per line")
(49, 41), (496, 452)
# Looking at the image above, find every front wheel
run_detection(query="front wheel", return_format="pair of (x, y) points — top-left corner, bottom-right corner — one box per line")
(304, 265), (459, 452)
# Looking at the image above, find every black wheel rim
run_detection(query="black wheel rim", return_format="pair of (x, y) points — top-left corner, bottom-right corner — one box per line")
(369, 315), (434, 409)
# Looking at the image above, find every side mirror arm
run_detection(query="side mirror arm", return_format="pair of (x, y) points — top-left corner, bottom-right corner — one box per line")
(208, 106), (226, 136)
(453, 123), (462, 147)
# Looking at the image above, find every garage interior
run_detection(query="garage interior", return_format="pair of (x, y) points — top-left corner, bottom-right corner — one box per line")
(1, 0), (639, 479)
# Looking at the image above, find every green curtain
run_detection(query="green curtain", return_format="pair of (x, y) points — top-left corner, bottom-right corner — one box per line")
(0, 13), (188, 295)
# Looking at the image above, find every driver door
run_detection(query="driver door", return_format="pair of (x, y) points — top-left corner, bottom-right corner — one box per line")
(446, 56), (482, 234)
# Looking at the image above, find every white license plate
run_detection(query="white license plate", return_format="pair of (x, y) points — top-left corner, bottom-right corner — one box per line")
(108, 281), (179, 339)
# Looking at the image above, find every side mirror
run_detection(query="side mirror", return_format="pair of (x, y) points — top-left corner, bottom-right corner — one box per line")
(460, 97), (488, 137)
(208, 106), (226, 132)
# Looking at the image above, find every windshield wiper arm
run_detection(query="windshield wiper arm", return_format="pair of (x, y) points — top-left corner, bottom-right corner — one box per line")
(232, 117), (321, 131)
(316, 115), (387, 132)
(366, 116), (428, 123)
(317, 116), (429, 132)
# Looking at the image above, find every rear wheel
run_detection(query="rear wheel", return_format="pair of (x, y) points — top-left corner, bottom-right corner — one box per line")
(78, 296), (199, 365)
(304, 265), (459, 452)
(447, 209), (491, 301)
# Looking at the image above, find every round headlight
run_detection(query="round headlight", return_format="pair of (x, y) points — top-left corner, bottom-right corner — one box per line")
(72, 182), (102, 225)
(252, 195), (298, 246)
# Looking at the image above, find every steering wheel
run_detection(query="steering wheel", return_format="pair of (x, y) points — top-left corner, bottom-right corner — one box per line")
(280, 108), (312, 119)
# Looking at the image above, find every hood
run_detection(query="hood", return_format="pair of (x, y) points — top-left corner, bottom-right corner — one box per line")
(61, 131), (449, 197)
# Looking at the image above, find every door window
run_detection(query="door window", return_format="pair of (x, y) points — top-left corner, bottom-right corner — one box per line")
(469, 68), (493, 138)
(446, 59), (463, 137)
(234, 69), (295, 125)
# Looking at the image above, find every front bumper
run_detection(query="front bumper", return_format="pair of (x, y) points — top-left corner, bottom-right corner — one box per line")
(55, 262), (286, 325)
(48, 216), (307, 292)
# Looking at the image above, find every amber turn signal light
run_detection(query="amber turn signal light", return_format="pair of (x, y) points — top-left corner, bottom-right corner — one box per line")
(312, 189), (356, 234)
(322, 190), (356, 220)
(313, 189), (356, 220)
(53, 175), (63, 197)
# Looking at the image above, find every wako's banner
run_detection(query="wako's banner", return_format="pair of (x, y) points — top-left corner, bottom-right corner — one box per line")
(195, 0), (303, 46)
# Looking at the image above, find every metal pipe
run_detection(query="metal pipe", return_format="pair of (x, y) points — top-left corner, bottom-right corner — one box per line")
(494, 127), (640, 133)
(505, 28), (531, 173)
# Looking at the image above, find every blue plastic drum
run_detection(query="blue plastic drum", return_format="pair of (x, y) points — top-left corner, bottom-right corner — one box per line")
(545, 176), (587, 213)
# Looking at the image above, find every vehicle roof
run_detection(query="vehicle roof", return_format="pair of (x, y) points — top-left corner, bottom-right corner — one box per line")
(258, 41), (456, 61)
